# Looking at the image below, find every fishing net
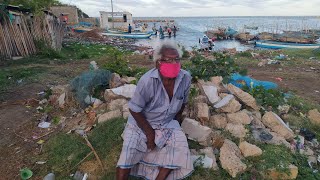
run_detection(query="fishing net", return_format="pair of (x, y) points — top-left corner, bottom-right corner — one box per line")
(70, 69), (112, 108)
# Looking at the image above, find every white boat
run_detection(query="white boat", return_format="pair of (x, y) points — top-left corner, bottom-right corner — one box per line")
(101, 32), (152, 39)
(255, 40), (320, 49)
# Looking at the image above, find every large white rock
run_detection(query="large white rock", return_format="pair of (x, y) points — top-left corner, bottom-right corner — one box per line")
(227, 84), (260, 110)
(226, 123), (247, 138)
(308, 109), (320, 126)
(210, 114), (227, 129)
(227, 110), (252, 125)
(181, 118), (212, 146)
(107, 99), (128, 111)
(239, 141), (262, 157)
(262, 112), (295, 140)
(219, 139), (247, 178)
(199, 147), (219, 170)
(214, 94), (235, 109)
(98, 110), (122, 123)
(58, 92), (66, 109)
(201, 85), (221, 104)
(110, 84), (136, 99)
(196, 103), (210, 123)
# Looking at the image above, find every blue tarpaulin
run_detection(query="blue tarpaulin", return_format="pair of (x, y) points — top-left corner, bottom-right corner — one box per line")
(229, 73), (278, 90)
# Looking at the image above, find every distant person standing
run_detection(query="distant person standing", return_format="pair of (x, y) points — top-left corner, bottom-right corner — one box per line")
(173, 26), (177, 37)
(128, 24), (132, 33)
(167, 27), (172, 37)
(159, 26), (164, 39)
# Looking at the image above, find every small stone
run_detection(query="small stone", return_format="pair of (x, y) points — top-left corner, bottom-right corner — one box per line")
(308, 109), (320, 126)
(226, 123), (247, 138)
(220, 139), (247, 178)
(227, 110), (252, 125)
(211, 130), (225, 149)
(181, 118), (212, 146)
(98, 110), (122, 123)
(300, 147), (314, 156)
(196, 103), (209, 123)
(210, 114), (227, 129)
(227, 84), (260, 110)
(239, 141), (262, 157)
(262, 112), (295, 140)
(267, 164), (298, 180)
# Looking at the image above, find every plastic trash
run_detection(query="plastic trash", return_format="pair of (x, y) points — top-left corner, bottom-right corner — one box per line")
(38, 122), (51, 129)
(275, 54), (286, 60)
(229, 73), (278, 90)
(300, 128), (316, 141)
(44, 173), (55, 180)
(20, 168), (33, 180)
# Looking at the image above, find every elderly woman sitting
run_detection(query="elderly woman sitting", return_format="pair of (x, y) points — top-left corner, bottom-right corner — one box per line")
(116, 41), (194, 180)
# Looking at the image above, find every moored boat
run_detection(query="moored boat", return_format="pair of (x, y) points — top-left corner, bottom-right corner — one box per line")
(101, 32), (152, 39)
(255, 40), (320, 49)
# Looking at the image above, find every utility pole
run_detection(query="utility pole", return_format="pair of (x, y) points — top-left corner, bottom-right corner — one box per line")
(111, 0), (114, 29)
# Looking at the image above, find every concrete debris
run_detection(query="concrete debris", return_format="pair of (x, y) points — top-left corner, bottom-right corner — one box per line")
(219, 139), (247, 178)
(226, 123), (247, 138)
(58, 93), (66, 109)
(262, 112), (295, 140)
(210, 114), (227, 129)
(97, 110), (122, 123)
(109, 73), (124, 88)
(267, 164), (298, 180)
(227, 84), (260, 110)
(196, 103), (210, 123)
(107, 99), (128, 111)
(227, 110), (252, 125)
(201, 85), (221, 104)
(181, 118), (212, 146)
(199, 147), (219, 170)
(110, 84), (136, 99)
(308, 109), (320, 126)
(239, 141), (262, 157)
(192, 155), (214, 169)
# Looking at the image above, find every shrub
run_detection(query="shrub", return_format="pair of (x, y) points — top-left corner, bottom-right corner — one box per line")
(183, 53), (246, 82)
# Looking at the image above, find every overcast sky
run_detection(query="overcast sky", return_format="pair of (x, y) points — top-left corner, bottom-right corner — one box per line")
(59, 0), (320, 17)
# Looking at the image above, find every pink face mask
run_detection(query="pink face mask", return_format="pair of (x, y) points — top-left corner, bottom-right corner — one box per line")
(159, 62), (181, 78)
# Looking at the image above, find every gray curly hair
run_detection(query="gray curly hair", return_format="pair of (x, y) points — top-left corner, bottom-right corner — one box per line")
(153, 40), (182, 62)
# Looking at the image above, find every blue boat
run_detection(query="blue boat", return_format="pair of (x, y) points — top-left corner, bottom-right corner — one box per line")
(101, 32), (152, 39)
(256, 40), (320, 49)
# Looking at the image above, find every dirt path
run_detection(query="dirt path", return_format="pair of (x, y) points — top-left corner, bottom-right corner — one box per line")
(245, 63), (320, 104)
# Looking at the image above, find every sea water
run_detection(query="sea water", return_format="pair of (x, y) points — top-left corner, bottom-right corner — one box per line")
(134, 16), (320, 51)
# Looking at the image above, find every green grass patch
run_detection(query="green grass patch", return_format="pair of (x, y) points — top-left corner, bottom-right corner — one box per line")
(37, 118), (126, 179)
(0, 66), (48, 93)
(282, 49), (320, 59)
(43, 133), (91, 177)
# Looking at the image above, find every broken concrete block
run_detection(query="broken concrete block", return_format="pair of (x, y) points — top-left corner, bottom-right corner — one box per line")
(210, 114), (227, 129)
(308, 109), (320, 126)
(98, 110), (122, 123)
(227, 84), (260, 110)
(181, 118), (212, 146)
(262, 112), (295, 140)
(220, 139), (247, 178)
(107, 99), (128, 111)
(196, 103), (209, 123)
(239, 141), (262, 157)
(226, 123), (247, 138)
(227, 110), (252, 125)
(110, 84), (136, 99)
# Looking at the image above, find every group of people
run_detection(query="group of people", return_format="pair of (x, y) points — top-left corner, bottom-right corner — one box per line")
(157, 25), (177, 39)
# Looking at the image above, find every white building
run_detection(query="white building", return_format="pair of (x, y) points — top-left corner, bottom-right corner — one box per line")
(100, 11), (133, 30)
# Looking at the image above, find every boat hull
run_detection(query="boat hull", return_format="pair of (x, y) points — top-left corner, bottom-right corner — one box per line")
(101, 32), (152, 39)
(256, 41), (320, 49)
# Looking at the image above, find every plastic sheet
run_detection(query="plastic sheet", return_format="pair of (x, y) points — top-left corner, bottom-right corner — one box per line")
(229, 73), (278, 90)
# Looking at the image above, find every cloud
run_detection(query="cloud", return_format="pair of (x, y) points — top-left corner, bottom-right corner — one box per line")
(58, 0), (320, 17)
